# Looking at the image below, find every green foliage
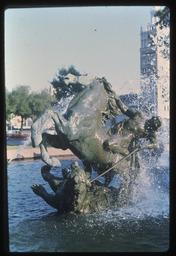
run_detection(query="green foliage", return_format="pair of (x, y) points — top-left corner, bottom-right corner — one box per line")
(66, 65), (81, 76)
(51, 65), (82, 101)
(10, 86), (32, 117)
(5, 88), (11, 121)
(9, 86), (32, 130)
(29, 90), (54, 120)
(6, 85), (54, 130)
(58, 67), (68, 77)
(154, 6), (170, 29)
(153, 7), (170, 59)
(58, 65), (81, 77)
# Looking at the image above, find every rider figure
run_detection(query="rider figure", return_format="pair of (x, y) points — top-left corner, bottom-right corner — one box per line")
(103, 96), (162, 155)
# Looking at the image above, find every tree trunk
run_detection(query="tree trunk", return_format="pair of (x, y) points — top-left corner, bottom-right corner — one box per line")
(20, 116), (24, 131)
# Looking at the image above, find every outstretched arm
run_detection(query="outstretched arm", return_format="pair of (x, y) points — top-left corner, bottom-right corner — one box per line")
(145, 135), (158, 149)
(139, 134), (158, 151)
(31, 184), (58, 209)
(115, 96), (137, 118)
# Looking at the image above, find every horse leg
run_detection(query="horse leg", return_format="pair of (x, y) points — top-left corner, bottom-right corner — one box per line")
(31, 109), (69, 147)
(40, 129), (73, 167)
(50, 111), (69, 135)
(50, 111), (84, 142)
(31, 109), (70, 167)
(40, 142), (61, 167)
(42, 132), (69, 150)
(39, 132), (71, 167)
(31, 110), (56, 147)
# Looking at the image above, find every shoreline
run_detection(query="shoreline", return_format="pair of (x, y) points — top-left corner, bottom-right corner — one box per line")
(7, 147), (77, 162)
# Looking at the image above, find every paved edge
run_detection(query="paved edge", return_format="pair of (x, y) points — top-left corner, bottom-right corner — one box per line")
(7, 147), (77, 162)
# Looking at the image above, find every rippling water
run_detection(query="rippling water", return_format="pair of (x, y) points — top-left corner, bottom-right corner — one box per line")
(8, 150), (169, 252)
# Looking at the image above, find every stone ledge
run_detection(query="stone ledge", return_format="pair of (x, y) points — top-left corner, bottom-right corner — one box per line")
(7, 147), (76, 161)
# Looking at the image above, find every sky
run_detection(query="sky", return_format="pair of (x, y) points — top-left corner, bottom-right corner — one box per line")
(5, 6), (156, 94)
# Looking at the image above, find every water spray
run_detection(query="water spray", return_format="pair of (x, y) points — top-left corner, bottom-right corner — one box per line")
(7, 136), (32, 165)
(91, 146), (143, 183)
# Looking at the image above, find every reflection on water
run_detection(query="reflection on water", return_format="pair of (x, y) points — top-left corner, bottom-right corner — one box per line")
(8, 157), (169, 252)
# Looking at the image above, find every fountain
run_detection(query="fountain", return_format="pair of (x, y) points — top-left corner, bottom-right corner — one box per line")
(28, 74), (164, 212)
(7, 136), (32, 165)
(7, 127), (169, 251)
(7, 74), (169, 252)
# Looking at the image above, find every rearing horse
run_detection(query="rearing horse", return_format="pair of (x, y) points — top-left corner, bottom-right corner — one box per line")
(31, 76), (130, 186)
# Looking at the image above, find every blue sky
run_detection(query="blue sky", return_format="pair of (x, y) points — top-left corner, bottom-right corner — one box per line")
(5, 6), (156, 94)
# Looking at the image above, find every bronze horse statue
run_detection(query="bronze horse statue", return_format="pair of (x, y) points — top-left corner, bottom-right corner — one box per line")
(31, 74), (161, 187)
(31, 75), (132, 186)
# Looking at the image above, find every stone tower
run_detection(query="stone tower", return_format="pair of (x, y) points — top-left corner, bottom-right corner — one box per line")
(140, 7), (169, 119)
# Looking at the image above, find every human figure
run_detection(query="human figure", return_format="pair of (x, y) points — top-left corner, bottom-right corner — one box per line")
(31, 162), (121, 213)
(103, 96), (162, 156)
(102, 96), (162, 200)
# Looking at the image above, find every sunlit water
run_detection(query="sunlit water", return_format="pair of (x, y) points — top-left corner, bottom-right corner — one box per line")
(8, 144), (169, 252)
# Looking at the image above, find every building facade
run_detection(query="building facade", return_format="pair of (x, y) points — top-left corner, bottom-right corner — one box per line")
(140, 7), (169, 119)
(7, 115), (33, 130)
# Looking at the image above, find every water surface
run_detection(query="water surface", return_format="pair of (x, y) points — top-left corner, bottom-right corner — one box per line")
(8, 157), (169, 252)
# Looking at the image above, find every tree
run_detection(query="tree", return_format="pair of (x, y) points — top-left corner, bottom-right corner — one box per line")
(154, 6), (170, 29)
(6, 85), (54, 129)
(29, 90), (54, 121)
(154, 6), (170, 59)
(66, 65), (81, 76)
(10, 86), (32, 130)
(140, 7), (170, 118)
(5, 88), (11, 121)
(51, 65), (82, 101)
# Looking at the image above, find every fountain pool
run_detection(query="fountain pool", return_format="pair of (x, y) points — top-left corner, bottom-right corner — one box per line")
(8, 155), (169, 252)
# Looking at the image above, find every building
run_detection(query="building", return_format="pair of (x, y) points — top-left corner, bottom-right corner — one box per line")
(7, 115), (33, 130)
(140, 7), (169, 119)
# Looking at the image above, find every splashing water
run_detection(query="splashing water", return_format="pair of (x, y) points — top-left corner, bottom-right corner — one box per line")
(106, 116), (169, 222)
(7, 119), (169, 252)
(8, 136), (32, 164)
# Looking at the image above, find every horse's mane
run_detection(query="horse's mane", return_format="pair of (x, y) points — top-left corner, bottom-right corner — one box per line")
(53, 74), (120, 124)
(97, 77), (121, 124)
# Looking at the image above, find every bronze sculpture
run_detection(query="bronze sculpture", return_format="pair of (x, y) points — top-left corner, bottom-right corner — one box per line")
(31, 74), (161, 212)
(32, 163), (120, 213)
